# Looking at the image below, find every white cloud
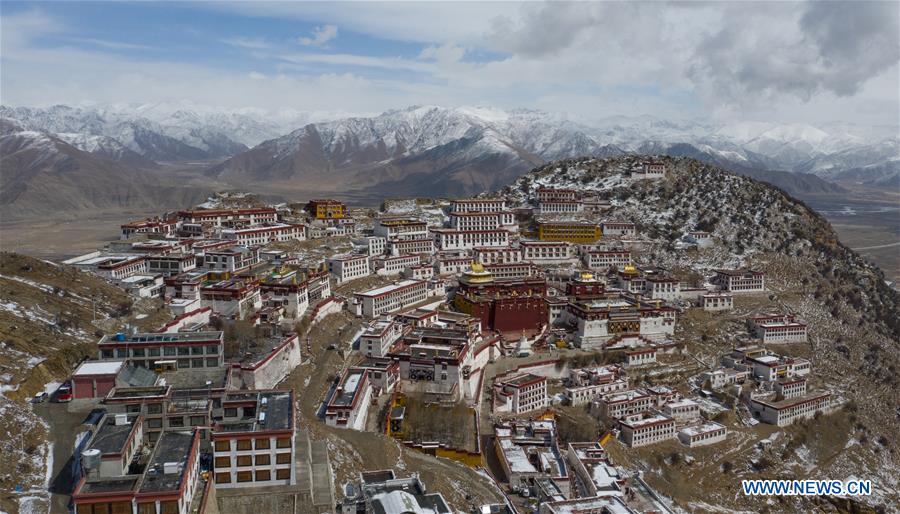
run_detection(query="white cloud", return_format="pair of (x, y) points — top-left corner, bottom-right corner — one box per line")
(220, 36), (270, 49)
(1, 3), (897, 127)
(297, 24), (337, 47)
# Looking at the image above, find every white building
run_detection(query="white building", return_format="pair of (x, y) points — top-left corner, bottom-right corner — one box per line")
(678, 422), (727, 447)
(204, 246), (260, 273)
(493, 373), (549, 415)
(221, 223), (305, 246)
(362, 236), (387, 256)
(520, 241), (576, 264)
(360, 319), (405, 357)
(450, 198), (507, 213)
(373, 254), (420, 277)
(661, 399), (701, 422)
(433, 229), (510, 251)
(388, 238), (434, 256)
(448, 211), (515, 231)
(355, 280), (430, 317)
(373, 218), (429, 240)
(324, 368), (373, 430)
(212, 391), (296, 489)
(618, 412), (676, 448)
(747, 314), (808, 343)
(750, 392), (833, 427)
(538, 201), (583, 214)
(473, 247), (523, 265)
(583, 249), (632, 270)
(600, 221), (636, 237)
(712, 269), (765, 292)
(327, 254), (371, 285)
(702, 293), (733, 311)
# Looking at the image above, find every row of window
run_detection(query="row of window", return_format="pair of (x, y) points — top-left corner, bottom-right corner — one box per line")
(214, 468), (291, 483)
(214, 437), (291, 452)
(214, 452), (292, 467)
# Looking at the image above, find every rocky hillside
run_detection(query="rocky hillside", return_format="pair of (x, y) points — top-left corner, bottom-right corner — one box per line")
(0, 253), (171, 514)
(502, 156), (900, 508)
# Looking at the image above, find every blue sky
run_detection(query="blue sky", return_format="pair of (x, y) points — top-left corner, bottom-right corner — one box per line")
(1, 1), (897, 125)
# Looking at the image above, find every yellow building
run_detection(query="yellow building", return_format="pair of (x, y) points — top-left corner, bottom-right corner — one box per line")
(306, 199), (345, 219)
(537, 221), (602, 243)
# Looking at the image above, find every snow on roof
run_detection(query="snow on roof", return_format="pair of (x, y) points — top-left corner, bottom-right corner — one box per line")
(755, 355), (779, 364)
(74, 360), (125, 376)
(358, 279), (421, 297)
(590, 462), (622, 492)
(679, 422), (726, 437)
(499, 438), (537, 474)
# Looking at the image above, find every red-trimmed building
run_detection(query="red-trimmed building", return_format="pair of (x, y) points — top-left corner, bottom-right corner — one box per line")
(212, 390), (296, 488)
(177, 207), (277, 227)
(73, 429), (203, 514)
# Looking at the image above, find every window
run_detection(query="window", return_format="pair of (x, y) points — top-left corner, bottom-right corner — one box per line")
(148, 418), (162, 429)
(214, 440), (230, 452)
(276, 437), (291, 449)
(206, 357), (218, 367)
(149, 348), (160, 357)
(215, 472), (231, 484)
(207, 345), (219, 354)
(160, 501), (178, 514)
(147, 403), (162, 414)
(164, 347), (176, 356)
(224, 407), (237, 417)
(191, 346), (204, 355)
(255, 454), (270, 465)
(236, 471), (252, 482)
(192, 358), (204, 368)
(137, 504), (155, 514)
(237, 439), (252, 451)
(126, 404), (142, 414)
(237, 455), (252, 467)
(168, 417), (184, 427)
(215, 456), (230, 468)
(276, 468), (291, 480)
(111, 504), (131, 514)
(100, 350), (114, 359)
(255, 438), (270, 450)
(255, 469), (271, 481)
(276, 453), (291, 464)
(189, 416), (205, 426)
(177, 347), (190, 356)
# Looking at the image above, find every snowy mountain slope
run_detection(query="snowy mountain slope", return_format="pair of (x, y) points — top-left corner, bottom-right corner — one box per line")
(0, 119), (210, 219)
(2, 103), (896, 197)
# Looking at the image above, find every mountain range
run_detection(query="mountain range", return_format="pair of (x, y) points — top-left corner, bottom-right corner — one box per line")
(1, 104), (897, 214)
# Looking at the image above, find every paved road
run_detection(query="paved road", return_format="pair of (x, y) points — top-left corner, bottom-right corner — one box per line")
(33, 400), (99, 514)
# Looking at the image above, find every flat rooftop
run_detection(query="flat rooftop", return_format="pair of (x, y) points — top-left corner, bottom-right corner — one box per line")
(139, 431), (196, 493)
(160, 367), (230, 390)
(218, 391), (293, 432)
(89, 415), (140, 455)
(79, 476), (140, 495)
(74, 360), (125, 376)
(99, 331), (223, 345)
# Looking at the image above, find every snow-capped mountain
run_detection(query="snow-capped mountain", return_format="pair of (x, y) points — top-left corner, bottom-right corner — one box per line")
(0, 117), (210, 219)
(0, 104), (328, 163)
(209, 105), (875, 197)
(2, 103), (897, 196)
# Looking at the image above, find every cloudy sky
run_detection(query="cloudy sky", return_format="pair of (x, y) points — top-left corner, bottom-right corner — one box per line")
(1, 1), (898, 126)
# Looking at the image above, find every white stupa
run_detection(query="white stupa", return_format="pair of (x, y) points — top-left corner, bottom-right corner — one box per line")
(516, 330), (532, 356)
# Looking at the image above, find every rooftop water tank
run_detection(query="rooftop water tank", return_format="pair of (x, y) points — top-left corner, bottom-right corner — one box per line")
(115, 333), (126, 342)
(82, 449), (102, 471)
